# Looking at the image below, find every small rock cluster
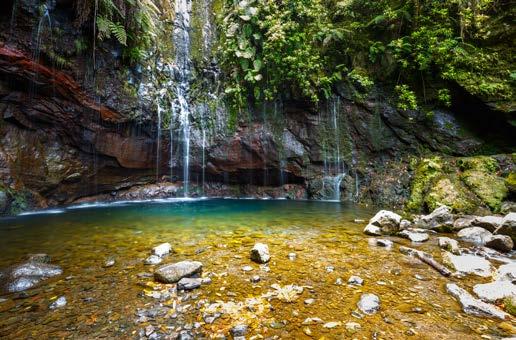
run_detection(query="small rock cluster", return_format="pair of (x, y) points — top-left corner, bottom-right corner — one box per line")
(363, 206), (516, 319)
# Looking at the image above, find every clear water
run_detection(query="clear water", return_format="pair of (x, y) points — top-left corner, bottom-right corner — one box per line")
(0, 199), (510, 338)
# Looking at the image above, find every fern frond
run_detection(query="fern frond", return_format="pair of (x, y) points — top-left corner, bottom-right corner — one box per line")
(109, 21), (127, 45)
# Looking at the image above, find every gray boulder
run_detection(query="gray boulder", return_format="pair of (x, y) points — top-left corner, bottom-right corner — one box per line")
(152, 243), (172, 257)
(154, 261), (203, 283)
(473, 216), (503, 232)
(457, 227), (492, 245)
(485, 235), (514, 253)
(446, 283), (510, 319)
(364, 224), (382, 236)
(415, 205), (453, 230)
(369, 210), (401, 234)
(494, 263), (516, 282)
(494, 212), (516, 245)
(357, 293), (380, 314)
(1, 261), (63, 293)
(250, 243), (270, 264)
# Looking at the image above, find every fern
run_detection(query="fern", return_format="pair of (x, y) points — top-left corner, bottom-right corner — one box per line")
(109, 21), (127, 45)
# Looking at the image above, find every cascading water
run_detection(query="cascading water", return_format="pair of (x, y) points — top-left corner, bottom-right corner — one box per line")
(30, 2), (53, 99)
(171, 0), (193, 197)
(155, 102), (162, 182)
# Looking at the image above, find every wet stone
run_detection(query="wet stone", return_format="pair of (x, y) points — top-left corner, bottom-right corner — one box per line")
(230, 324), (248, 337)
(473, 281), (516, 302)
(442, 252), (493, 277)
(103, 257), (115, 268)
(250, 275), (260, 283)
(399, 230), (429, 242)
(242, 265), (253, 272)
(457, 227), (492, 245)
(357, 293), (380, 315)
(348, 275), (364, 286)
(154, 261), (203, 283)
(345, 322), (361, 332)
(485, 235), (513, 253)
(144, 255), (162, 265)
(152, 243), (172, 257)
(49, 296), (67, 310)
(177, 278), (202, 291)
(304, 298), (315, 305)
(25, 253), (51, 264)
(446, 283), (510, 319)
(437, 237), (460, 255)
(250, 243), (270, 264)
(288, 252), (297, 260)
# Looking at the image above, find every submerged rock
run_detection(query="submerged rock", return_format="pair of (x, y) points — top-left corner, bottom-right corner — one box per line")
(103, 257), (116, 268)
(485, 235), (513, 253)
(152, 243), (172, 257)
(415, 205), (453, 231)
(230, 324), (248, 337)
(473, 216), (503, 232)
(49, 296), (67, 310)
(473, 281), (516, 303)
(399, 230), (429, 242)
(1, 261), (63, 293)
(368, 210), (401, 234)
(250, 243), (270, 263)
(357, 293), (380, 315)
(177, 278), (202, 291)
(446, 283), (510, 319)
(437, 237), (460, 255)
(457, 227), (492, 245)
(154, 261), (203, 283)
(442, 252), (493, 277)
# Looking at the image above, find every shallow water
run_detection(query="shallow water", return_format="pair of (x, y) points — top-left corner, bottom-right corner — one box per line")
(0, 199), (512, 339)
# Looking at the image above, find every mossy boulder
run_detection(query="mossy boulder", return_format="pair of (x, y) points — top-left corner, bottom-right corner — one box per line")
(425, 175), (480, 214)
(406, 157), (443, 212)
(506, 172), (516, 194)
(459, 156), (508, 212)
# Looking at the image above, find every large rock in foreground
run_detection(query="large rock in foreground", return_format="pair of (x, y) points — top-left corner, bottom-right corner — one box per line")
(457, 227), (492, 245)
(154, 261), (203, 283)
(442, 252), (493, 277)
(446, 283), (510, 319)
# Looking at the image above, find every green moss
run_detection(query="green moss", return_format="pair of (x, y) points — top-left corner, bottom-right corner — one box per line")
(461, 170), (507, 212)
(504, 296), (516, 316)
(425, 175), (479, 214)
(406, 157), (443, 212)
(506, 172), (516, 193)
(457, 155), (499, 172)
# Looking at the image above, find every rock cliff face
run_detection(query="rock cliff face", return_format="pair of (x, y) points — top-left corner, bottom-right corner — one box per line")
(0, 0), (513, 215)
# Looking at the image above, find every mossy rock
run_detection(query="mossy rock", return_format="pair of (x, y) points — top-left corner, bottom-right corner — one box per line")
(506, 172), (516, 193)
(457, 155), (499, 172)
(406, 157), (443, 212)
(425, 175), (480, 214)
(505, 296), (516, 316)
(461, 170), (508, 212)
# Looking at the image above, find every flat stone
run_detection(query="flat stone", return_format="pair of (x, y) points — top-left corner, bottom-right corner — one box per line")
(250, 243), (270, 263)
(348, 275), (364, 286)
(364, 224), (382, 236)
(154, 261), (203, 283)
(369, 210), (401, 234)
(177, 278), (202, 291)
(473, 281), (516, 302)
(152, 243), (172, 257)
(323, 321), (341, 328)
(473, 216), (503, 232)
(485, 235), (513, 253)
(494, 263), (516, 282)
(345, 322), (361, 332)
(357, 293), (380, 315)
(49, 296), (67, 310)
(442, 252), (493, 277)
(144, 255), (162, 265)
(399, 230), (429, 242)
(446, 283), (510, 319)
(304, 298), (315, 305)
(250, 275), (261, 283)
(457, 227), (492, 245)
(437, 237), (460, 255)
(242, 265), (253, 272)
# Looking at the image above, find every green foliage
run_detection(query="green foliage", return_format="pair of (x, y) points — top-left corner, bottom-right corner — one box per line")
(395, 84), (417, 110)
(219, 0), (514, 118)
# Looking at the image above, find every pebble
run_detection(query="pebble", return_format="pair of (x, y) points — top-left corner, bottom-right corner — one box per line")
(49, 296), (67, 310)
(357, 293), (380, 315)
(335, 277), (344, 285)
(348, 275), (364, 286)
(326, 266), (335, 273)
(250, 243), (270, 263)
(345, 322), (361, 332)
(288, 252), (297, 260)
(177, 278), (202, 291)
(103, 257), (115, 268)
(323, 321), (341, 328)
(144, 255), (162, 265)
(304, 298), (315, 305)
(250, 275), (261, 283)
(152, 243), (172, 257)
(230, 324), (248, 337)
(242, 265), (253, 272)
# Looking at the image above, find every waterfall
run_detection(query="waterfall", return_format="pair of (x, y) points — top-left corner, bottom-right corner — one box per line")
(201, 126), (206, 194)
(171, 0), (193, 197)
(30, 3), (53, 99)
